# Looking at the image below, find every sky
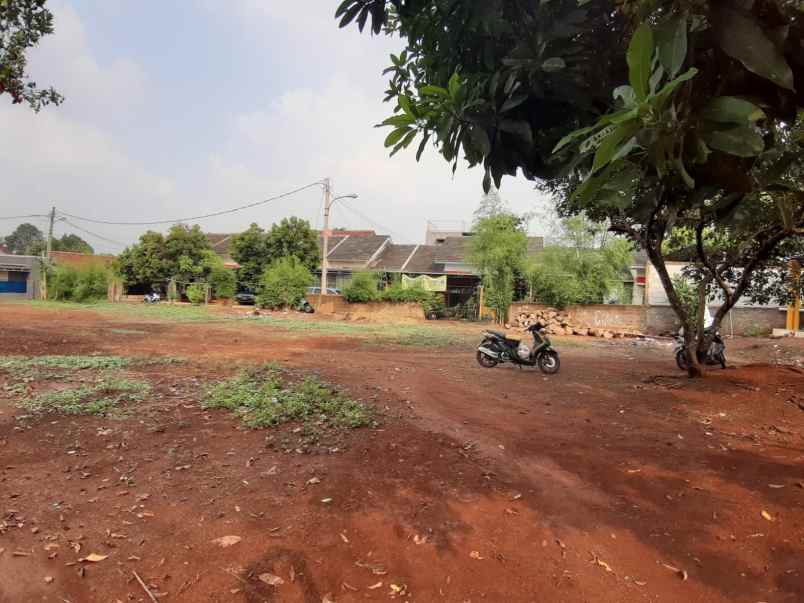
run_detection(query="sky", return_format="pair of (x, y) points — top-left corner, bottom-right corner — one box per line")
(0, 0), (553, 254)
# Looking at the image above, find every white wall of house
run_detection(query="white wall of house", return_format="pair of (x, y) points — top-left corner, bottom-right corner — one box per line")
(645, 262), (779, 308)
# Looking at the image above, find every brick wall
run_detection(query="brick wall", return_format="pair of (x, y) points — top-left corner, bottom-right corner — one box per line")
(510, 303), (647, 333)
(309, 295), (424, 323)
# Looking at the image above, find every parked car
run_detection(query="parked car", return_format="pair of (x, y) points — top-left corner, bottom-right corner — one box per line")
(234, 290), (256, 305)
(306, 287), (341, 295)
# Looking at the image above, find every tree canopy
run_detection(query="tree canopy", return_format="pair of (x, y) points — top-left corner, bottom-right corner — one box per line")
(339, 0), (804, 375)
(469, 212), (528, 322)
(116, 225), (217, 290)
(2, 222), (43, 254)
(231, 218), (320, 290)
(0, 0), (63, 111)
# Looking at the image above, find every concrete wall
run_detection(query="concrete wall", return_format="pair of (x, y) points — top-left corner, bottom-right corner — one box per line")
(511, 301), (789, 336)
(310, 295), (424, 323)
(511, 303), (647, 333)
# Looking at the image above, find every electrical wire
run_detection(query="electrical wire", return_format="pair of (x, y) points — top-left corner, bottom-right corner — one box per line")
(0, 214), (49, 220)
(337, 199), (403, 239)
(58, 181), (324, 226)
(60, 218), (128, 248)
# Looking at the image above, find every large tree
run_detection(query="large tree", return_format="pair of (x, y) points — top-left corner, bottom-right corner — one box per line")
(469, 212), (528, 323)
(231, 218), (320, 290)
(1, 0), (63, 111)
(338, 0), (804, 376)
(3, 222), (43, 254)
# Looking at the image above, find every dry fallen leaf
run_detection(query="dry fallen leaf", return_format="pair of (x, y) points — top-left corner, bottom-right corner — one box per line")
(469, 551), (484, 560)
(634, 580), (647, 586)
(661, 562), (688, 580)
(289, 565), (296, 583)
(761, 510), (774, 522)
(768, 484), (785, 489)
(413, 534), (427, 545)
(322, 593), (336, 603)
(591, 555), (613, 573)
(44, 576), (54, 584)
(340, 533), (349, 544)
(258, 573), (284, 587)
(80, 553), (108, 563)
(368, 582), (383, 590)
(212, 535), (242, 548)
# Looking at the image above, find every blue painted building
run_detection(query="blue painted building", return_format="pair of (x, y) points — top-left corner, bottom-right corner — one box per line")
(0, 254), (40, 299)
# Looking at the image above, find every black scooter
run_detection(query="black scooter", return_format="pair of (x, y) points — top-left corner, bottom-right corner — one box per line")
(476, 323), (560, 374)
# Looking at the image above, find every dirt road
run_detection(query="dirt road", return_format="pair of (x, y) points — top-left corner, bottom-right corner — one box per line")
(1, 302), (803, 602)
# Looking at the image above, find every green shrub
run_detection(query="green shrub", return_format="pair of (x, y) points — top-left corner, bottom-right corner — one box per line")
(48, 265), (80, 300)
(73, 265), (109, 302)
(202, 364), (372, 429)
(256, 257), (312, 309)
(209, 265), (236, 299)
(48, 264), (109, 302)
(342, 272), (379, 303)
(186, 282), (207, 305)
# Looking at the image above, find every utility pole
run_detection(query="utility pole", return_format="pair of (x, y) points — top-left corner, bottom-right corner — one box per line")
(41, 205), (56, 300)
(320, 178), (332, 297)
(46, 206), (56, 258)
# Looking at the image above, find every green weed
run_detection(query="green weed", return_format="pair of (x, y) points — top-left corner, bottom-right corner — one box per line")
(202, 364), (372, 429)
(19, 377), (151, 417)
(0, 355), (132, 371)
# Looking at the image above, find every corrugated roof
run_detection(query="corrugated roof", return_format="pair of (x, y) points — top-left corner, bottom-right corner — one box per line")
(327, 235), (390, 262)
(370, 244), (417, 271)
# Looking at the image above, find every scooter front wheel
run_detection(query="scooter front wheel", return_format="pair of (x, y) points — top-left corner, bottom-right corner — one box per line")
(676, 350), (689, 371)
(538, 350), (560, 374)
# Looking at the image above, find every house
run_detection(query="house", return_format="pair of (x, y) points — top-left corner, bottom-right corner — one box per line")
(205, 234), (240, 269)
(0, 254), (40, 299)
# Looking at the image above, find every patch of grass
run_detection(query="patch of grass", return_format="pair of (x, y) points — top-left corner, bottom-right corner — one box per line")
(0, 355), (132, 371)
(202, 364), (372, 429)
(18, 377), (151, 417)
(17, 300), (229, 323)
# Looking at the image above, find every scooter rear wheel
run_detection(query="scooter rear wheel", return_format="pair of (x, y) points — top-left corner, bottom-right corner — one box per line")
(676, 350), (689, 371)
(476, 350), (498, 368)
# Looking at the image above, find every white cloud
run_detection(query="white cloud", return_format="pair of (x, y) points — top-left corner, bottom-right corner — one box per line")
(27, 2), (148, 122)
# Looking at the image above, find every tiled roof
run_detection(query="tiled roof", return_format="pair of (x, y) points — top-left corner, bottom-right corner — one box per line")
(370, 244), (417, 271)
(327, 235), (390, 262)
(402, 246), (437, 273)
(206, 233), (235, 257)
(432, 237), (471, 262)
(49, 251), (115, 269)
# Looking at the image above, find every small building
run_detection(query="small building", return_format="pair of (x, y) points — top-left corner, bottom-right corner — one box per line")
(0, 254), (41, 299)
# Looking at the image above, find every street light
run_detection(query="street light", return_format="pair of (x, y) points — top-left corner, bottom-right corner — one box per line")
(320, 178), (358, 297)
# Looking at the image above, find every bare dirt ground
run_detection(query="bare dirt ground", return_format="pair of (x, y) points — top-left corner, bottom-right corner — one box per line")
(1, 301), (804, 603)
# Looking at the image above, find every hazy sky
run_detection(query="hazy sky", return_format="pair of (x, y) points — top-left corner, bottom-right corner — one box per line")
(0, 1), (552, 253)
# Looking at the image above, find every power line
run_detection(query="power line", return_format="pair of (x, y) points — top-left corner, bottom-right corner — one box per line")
(337, 199), (403, 239)
(60, 218), (128, 248)
(58, 181), (324, 226)
(0, 214), (49, 221)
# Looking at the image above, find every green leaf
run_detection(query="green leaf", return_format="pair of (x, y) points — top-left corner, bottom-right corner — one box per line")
(542, 57), (566, 72)
(580, 124), (616, 154)
(499, 119), (532, 144)
(653, 67), (698, 106)
(420, 85), (448, 97)
(552, 124), (600, 154)
(701, 96), (766, 124)
(627, 23), (654, 101)
(500, 94), (528, 113)
(613, 85), (636, 107)
(592, 123), (640, 172)
(714, 7), (795, 91)
(337, 3), (362, 28)
(702, 126), (765, 157)
(381, 114), (415, 128)
(390, 129), (418, 157)
(448, 73), (461, 99)
(611, 137), (639, 163)
(398, 95), (414, 117)
(469, 125), (492, 156)
(655, 15), (687, 78)
(415, 132), (431, 162)
(384, 127), (410, 148)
